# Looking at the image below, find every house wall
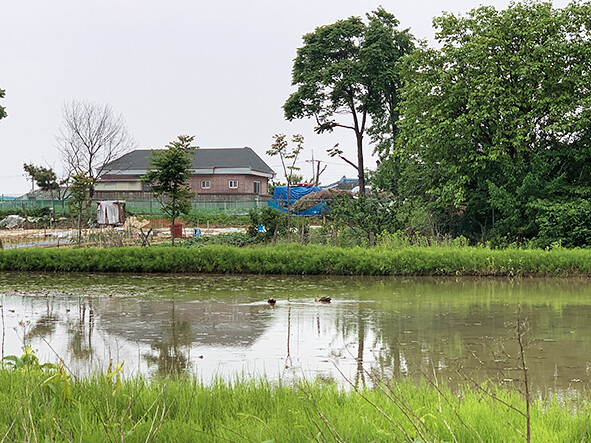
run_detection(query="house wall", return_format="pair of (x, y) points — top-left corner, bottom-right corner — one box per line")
(188, 174), (268, 195)
(94, 173), (270, 202)
(95, 181), (143, 191)
(93, 190), (272, 202)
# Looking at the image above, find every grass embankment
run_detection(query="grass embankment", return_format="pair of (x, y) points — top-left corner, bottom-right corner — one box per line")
(1, 244), (591, 276)
(1, 370), (589, 442)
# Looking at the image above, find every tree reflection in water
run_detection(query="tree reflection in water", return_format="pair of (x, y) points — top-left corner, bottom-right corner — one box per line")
(144, 301), (192, 377)
(4, 274), (591, 395)
(67, 298), (95, 360)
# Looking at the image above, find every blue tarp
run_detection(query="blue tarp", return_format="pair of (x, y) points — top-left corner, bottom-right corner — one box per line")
(272, 186), (323, 206)
(270, 185), (326, 216)
(268, 200), (327, 216)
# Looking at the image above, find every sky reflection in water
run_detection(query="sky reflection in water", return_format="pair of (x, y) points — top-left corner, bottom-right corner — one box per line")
(1, 273), (591, 398)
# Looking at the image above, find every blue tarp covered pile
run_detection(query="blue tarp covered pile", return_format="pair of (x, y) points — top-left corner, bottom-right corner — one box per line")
(268, 185), (326, 216)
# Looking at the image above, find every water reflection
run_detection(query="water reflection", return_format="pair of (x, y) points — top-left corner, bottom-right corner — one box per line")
(1, 273), (591, 396)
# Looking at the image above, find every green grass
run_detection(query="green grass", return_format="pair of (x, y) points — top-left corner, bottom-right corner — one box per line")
(1, 368), (590, 442)
(1, 244), (591, 276)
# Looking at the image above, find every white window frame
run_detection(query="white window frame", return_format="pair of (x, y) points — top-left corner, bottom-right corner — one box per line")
(201, 180), (211, 189)
(254, 181), (261, 194)
(229, 180), (239, 189)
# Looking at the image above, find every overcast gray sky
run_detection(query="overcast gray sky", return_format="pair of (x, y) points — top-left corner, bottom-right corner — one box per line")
(0, 0), (570, 195)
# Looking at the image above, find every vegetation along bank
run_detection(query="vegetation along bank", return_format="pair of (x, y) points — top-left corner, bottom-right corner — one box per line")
(1, 244), (591, 276)
(0, 366), (589, 442)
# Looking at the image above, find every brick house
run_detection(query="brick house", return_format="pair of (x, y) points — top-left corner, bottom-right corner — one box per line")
(94, 147), (275, 202)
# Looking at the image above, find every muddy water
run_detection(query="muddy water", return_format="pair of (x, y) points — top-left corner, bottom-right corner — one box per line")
(1, 273), (591, 395)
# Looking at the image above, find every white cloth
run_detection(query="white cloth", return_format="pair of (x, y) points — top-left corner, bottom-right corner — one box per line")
(97, 201), (120, 224)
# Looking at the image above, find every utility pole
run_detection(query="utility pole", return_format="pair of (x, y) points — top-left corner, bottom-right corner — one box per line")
(305, 150), (327, 186)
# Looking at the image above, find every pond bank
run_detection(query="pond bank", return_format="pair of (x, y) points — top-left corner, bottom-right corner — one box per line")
(1, 244), (590, 276)
(0, 370), (588, 442)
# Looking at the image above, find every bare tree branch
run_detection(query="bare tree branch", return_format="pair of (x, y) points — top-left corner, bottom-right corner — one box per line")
(57, 99), (136, 197)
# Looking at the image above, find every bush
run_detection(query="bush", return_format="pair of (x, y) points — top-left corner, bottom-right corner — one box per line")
(2, 244), (591, 276)
(179, 232), (260, 248)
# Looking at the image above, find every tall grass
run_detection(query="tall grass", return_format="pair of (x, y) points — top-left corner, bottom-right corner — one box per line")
(1, 244), (591, 276)
(1, 369), (590, 442)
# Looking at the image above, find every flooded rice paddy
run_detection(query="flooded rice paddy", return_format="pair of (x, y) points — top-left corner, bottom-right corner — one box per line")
(1, 272), (591, 396)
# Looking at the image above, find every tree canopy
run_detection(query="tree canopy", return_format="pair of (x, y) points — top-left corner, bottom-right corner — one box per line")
(378, 1), (591, 246)
(284, 8), (414, 194)
(143, 135), (197, 245)
(23, 164), (60, 194)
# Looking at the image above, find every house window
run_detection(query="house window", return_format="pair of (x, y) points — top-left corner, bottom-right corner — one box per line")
(201, 180), (210, 189)
(229, 180), (238, 189)
(254, 181), (261, 194)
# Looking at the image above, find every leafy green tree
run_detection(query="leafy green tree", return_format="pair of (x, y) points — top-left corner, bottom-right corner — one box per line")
(0, 88), (6, 121)
(68, 173), (93, 247)
(284, 8), (414, 195)
(23, 164), (62, 219)
(143, 135), (197, 246)
(328, 194), (399, 246)
(248, 207), (288, 244)
(386, 2), (591, 245)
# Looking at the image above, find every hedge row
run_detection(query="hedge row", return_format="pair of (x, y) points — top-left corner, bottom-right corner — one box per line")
(1, 244), (591, 276)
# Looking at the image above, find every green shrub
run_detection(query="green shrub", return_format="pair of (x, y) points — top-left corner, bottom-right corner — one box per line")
(2, 244), (591, 276)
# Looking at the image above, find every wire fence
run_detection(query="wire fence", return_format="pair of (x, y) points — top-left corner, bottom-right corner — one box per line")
(0, 199), (266, 216)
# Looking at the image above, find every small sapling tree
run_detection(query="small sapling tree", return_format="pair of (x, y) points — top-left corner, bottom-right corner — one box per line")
(266, 134), (304, 238)
(143, 135), (196, 246)
(67, 173), (92, 247)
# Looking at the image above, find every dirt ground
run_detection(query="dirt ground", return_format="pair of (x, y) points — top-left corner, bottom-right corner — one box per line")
(0, 216), (246, 249)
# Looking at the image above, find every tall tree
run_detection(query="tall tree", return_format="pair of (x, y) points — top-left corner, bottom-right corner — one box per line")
(57, 100), (135, 198)
(284, 8), (414, 194)
(0, 88), (6, 121)
(143, 135), (197, 246)
(389, 1), (591, 245)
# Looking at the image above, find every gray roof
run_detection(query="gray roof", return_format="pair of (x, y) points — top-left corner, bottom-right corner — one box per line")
(103, 147), (274, 174)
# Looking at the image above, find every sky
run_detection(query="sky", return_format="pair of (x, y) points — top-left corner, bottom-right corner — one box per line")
(0, 0), (571, 195)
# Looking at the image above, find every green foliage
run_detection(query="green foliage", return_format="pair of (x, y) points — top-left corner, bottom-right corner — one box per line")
(2, 244), (591, 276)
(247, 207), (288, 242)
(0, 88), (6, 120)
(3, 346), (72, 403)
(179, 232), (260, 248)
(143, 135), (197, 245)
(180, 212), (250, 227)
(376, 230), (470, 249)
(385, 2), (591, 246)
(0, 370), (591, 441)
(530, 199), (591, 249)
(266, 133), (304, 189)
(68, 172), (93, 245)
(284, 8), (414, 193)
(328, 194), (400, 243)
(23, 164), (60, 194)
(67, 173), (92, 215)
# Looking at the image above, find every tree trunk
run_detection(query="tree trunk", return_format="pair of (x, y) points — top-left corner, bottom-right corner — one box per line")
(286, 184), (291, 241)
(171, 215), (176, 246)
(356, 131), (365, 195)
(77, 211), (82, 247)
